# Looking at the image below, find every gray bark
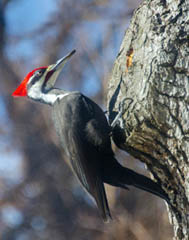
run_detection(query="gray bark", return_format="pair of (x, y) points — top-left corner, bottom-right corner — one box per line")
(107, 0), (189, 239)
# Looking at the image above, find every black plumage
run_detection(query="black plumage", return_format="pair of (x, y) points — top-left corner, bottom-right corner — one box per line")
(52, 92), (169, 221)
(12, 50), (170, 221)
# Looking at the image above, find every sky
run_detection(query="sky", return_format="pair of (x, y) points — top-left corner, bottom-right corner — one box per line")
(1, 0), (58, 183)
(1, 0), (129, 182)
(1, 0), (130, 181)
(0, 0), (128, 229)
(0, 0), (62, 228)
(5, 0), (57, 59)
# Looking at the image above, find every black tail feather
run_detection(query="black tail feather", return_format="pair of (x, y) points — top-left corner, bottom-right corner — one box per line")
(102, 158), (170, 204)
(127, 170), (170, 203)
(94, 178), (112, 222)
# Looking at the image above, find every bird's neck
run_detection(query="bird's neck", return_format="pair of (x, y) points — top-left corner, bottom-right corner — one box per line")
(28, 88), (70, 106)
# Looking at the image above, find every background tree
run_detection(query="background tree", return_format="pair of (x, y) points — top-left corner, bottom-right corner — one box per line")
(0, 0), (174, 239)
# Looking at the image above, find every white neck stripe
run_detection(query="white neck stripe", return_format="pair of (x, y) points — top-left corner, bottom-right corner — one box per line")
(28, 90), (72, 105)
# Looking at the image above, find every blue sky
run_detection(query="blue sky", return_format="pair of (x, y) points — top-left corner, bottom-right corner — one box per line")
(1, 0), (127, 183)
(1, 1), (61, 227)
(5, 0), (57, 59)
(1, 0), (58, 182)
(6, 0), (57, 34)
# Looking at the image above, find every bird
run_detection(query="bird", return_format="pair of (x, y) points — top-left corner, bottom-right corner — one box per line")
(12, 49), (170, 222)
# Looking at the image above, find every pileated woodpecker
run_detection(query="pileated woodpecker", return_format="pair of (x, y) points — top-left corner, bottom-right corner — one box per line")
(12, 50), (169, 222)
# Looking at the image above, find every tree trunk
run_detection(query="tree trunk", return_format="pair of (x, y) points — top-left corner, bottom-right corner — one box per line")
(107, 0), (189, 239)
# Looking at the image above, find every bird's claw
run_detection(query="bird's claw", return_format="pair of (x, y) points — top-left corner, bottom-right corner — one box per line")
(110, 98), (132, 129)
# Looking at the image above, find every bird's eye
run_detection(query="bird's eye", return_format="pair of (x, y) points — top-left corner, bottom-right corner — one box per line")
(36, 70), (43, 76)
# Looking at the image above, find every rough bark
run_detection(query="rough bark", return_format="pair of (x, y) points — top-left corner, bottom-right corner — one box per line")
(107, 0), (189, 239)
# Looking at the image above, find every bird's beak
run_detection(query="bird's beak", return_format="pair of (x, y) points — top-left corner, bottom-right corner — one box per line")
(49, 49), (76, 72)
(44, 49), (76, 89)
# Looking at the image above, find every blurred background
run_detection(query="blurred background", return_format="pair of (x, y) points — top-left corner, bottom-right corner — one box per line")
(0, 0), (173, 239)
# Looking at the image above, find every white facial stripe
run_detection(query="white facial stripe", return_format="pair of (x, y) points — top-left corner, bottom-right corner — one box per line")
(28, 73), (46, 99)
(27, 67), (71, 105)
(28, 87), (72, 105)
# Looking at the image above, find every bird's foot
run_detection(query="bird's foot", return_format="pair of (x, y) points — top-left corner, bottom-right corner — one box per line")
(110, 98), (132, 129)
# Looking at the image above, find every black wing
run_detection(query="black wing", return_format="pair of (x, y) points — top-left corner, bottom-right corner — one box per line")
(52, 92), (111, 221)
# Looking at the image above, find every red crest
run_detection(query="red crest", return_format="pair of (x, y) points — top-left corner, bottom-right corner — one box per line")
(12, 67), (47, 97)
